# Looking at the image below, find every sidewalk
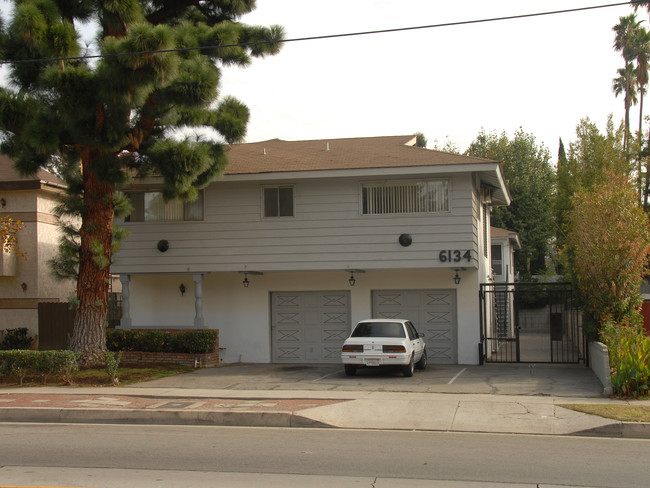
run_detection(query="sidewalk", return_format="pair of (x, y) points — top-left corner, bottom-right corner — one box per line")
(1, 385), (649, 438)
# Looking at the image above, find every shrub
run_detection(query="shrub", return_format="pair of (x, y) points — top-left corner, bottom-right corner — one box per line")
(0, 350), (80, 385)
(0, 328), (34, 350)
(106, 329), (217, 354)
(601, 318), (650, 398)
(104, 350), (122, 386)
(0, 350), (36, 384)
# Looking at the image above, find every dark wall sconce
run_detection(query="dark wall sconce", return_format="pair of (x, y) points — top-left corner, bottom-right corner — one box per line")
(20, 282), (27, 292)
(453, 270), (461, 285)
(0, 197), (6, 207)
(346, 269), (365, 286)
(238, 270), (263, 288)
(398, 233), (412, 247)
(179, 283), (186, 296)
(157, 240), (170, 252)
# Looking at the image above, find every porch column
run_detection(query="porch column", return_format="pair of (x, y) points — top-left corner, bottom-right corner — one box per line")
(119, 274), (132, 329)
(193, 273), (205, 328)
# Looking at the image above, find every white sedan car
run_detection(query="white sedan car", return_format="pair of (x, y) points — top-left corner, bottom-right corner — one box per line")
(341, 319), (427, 377)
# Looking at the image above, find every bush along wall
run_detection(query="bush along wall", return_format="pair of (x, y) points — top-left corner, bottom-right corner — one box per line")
(600, 320), (650, 398)
(0, 350), (80, 385)
(106, 329), (219, 367)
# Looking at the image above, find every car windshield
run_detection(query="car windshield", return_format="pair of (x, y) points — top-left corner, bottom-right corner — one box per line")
(351, 322), (406, 338)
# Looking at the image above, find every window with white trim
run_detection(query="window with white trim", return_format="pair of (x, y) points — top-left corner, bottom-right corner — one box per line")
(125, 191), (204, 222)
(263, 186), (294, 217)
(491, 244), (503, 275)
(362, 180), (449, 215)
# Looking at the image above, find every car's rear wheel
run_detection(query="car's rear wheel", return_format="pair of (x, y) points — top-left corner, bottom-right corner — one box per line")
(415, 348), (427, 370)
(403, 355), (415, 377)
(344, 365), (357, 376)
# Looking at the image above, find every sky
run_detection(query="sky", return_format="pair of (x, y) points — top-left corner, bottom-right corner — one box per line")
(218, 0), (638, 156)
(0, 0), (641, 157)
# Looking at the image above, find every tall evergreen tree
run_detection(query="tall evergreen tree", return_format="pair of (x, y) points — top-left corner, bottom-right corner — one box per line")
(466, 129), (555, 276)
(556, 117), (628, 251)
(0, 0), (284, 363)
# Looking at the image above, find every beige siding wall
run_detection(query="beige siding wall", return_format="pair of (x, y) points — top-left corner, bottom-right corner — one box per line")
(113, 173), (480, 274)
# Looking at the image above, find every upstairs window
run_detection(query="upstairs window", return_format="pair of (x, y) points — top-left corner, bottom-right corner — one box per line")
(264, 186), (294, 217)
(125, 191), (204, 222)
(362, 180), (449, 215)
(491, 244), (503, 275)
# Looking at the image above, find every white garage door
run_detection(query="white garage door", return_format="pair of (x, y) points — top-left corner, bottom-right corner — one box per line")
(372, 289), (457, 364)
(271, 291), (350, 363)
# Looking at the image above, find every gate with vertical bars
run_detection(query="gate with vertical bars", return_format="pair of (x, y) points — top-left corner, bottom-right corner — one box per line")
(479, 282), (586, 364)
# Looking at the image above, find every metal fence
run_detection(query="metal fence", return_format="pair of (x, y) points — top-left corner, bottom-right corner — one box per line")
(479, 282), (586, 364)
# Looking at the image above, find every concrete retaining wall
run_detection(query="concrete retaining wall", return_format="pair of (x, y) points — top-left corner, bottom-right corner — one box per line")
(589, 341), (613, 396)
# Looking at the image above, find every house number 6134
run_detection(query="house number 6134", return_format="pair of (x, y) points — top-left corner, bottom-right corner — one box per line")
(439, 250), (472, 263)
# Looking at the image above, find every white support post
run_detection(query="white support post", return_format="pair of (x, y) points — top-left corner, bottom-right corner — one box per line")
(119, 274), (132, 329)
(193, 273), (205, 328)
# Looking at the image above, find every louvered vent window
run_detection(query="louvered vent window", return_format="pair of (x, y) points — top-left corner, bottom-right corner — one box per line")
(125, 191), (204, 222)
(362, 180), (449, 215)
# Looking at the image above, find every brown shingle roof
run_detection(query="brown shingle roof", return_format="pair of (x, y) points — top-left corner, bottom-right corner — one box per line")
(225, 135), (496, 175)
(0, 154), (65, 189)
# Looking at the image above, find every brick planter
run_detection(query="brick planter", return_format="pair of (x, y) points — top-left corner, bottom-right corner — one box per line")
(109, 329), (220, 368)
(120, 351), (219, 368)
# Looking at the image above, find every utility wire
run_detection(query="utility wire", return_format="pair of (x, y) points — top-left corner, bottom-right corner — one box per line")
(0, 1), (641, 65)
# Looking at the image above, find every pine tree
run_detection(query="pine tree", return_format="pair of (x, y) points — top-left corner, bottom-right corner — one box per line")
(0, 0), (284, 364)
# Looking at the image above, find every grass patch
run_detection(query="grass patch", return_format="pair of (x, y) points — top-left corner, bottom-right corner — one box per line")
(560, 404), (650, 422)
(0, 364), (193, 387)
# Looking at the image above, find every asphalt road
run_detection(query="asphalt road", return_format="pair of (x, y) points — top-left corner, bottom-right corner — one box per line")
(0, 423), (647, 487)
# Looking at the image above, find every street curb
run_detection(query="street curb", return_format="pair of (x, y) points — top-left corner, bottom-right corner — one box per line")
(0, 408), (334, 429)
(575, 421), (650, 439)
(3, 407), (649, 438)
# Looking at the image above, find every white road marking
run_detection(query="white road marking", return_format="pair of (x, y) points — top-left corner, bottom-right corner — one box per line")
(447, 367), (467, 384)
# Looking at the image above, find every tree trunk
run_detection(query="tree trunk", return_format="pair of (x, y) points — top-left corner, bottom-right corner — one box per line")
(69, 149), (115, 366)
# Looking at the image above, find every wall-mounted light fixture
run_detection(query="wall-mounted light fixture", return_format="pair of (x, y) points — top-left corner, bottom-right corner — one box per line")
(346, 269), (365, 286)
(453, 272), (461, 285)
(238, 270), (263, 288)
(179, 283), (186, 296)
(0, 197), (6, 207)
(20, 282), (27, 292)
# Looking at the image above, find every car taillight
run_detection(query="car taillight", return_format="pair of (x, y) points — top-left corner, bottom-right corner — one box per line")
(342, 344), (364, 352)
(382, 345), (406, 353)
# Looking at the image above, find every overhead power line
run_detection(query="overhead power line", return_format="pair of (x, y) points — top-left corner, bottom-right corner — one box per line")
(0, 1), (642, 65)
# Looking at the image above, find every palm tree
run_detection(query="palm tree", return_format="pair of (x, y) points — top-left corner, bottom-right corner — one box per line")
(613, 14), (642, 157)
(632, 27), (650, 137)
(612, 65), (638, 155)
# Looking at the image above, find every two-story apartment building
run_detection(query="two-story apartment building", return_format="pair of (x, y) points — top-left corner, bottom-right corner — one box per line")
(0, 155), (76, 343)
(112, 135), (510, 365)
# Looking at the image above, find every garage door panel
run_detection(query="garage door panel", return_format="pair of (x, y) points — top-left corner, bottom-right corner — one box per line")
(272, 291), (350, 363)
(373, 289), (457, 364)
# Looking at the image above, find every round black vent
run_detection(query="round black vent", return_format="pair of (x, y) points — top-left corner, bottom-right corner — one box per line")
(398, 234), (412, 247)
(157, 240), (170, 252)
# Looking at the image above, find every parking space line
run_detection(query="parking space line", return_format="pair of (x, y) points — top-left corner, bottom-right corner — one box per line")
(312, 371), (340, 382)
(447, 367), (467, 384)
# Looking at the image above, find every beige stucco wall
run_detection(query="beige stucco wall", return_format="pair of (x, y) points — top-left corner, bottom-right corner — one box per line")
(0, 187), (76, 338)
(121, 267), (481, 365)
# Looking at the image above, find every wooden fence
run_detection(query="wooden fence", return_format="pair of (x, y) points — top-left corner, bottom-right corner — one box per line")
(38, 302), (75, 350)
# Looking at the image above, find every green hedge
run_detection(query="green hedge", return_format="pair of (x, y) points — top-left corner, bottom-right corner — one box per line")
(601, 321), (650, 398)
(0, 350), (80, 385)
(106, 329), (217, 354)
(0, 328), (34, 350)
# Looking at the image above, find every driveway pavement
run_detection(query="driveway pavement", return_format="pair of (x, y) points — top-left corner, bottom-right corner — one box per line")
(134, 362), (606, 397)
(2, 362), (649, 438)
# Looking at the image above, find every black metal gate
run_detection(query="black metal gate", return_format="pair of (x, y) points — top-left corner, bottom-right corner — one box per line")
(479, 282), (586, 364)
